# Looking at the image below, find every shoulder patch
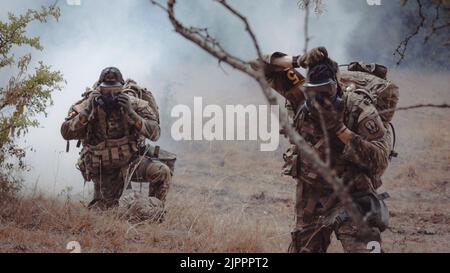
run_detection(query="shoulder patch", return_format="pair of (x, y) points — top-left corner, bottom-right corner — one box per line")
(358, 116), (386, 141)
(364, 119), (380, 135)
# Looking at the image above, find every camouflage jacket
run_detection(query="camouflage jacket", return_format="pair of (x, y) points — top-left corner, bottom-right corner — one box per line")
(257, 58), (391, 193)
(61, 88), (160, 173)
(61, 92), (160, 144)
(288, 90), (392, 194)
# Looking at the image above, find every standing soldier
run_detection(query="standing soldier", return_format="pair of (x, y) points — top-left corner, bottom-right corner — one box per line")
(61, 67), (172, 210)
(253, 47), (393, 253)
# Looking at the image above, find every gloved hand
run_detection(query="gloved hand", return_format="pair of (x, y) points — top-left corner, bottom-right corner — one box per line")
(298, 47), (328, 68)
(90, 90), (102, 105)
(79, 90), (102, 118)
(310, 98), (345, 134)
(117, 93), (141, 124)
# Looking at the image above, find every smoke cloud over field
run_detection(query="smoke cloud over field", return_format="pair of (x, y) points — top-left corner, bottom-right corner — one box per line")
(1, 0), (443, 194)
(342, 0), (450, 70)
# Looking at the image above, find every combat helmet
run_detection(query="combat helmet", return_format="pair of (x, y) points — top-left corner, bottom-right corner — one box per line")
(97, 67), (125, 87)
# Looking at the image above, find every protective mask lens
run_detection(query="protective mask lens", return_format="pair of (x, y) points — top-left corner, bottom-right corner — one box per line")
(305, 82), (337, 105)
(100, 86), (123, 95)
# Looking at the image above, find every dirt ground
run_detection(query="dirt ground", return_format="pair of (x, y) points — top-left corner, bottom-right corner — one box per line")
(167, 70), (450, 253)
(0, 70), (449, 253)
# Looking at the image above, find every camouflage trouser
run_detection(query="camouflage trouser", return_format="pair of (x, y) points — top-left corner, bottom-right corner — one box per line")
(289, 180), (381, 253)
(89, 158), (172, 209)
(290, 219), (382, 253)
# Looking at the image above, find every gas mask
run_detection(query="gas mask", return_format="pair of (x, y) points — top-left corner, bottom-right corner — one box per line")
(304, 79), (340, 109)
(96, 86), (123, 110)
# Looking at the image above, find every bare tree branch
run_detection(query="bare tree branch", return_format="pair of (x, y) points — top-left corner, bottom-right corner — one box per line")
(380, 103), (450, 114)
(302, 0), (311, 55)
(395, 0), (450, 65)
(151, 0), (369, 233)
(314, 102), (331, 167)
(424, 0), (442, 43)
(395, 0), (426, 65)
(300, 1), (331, 167)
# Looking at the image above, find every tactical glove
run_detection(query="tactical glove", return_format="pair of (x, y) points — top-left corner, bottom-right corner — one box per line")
(117, 93), (142, 124)
(311, 98), (345, 134)
(79, 90), (102, 120)
(298, 47), (328, 68)
(90, 90), (102, 105)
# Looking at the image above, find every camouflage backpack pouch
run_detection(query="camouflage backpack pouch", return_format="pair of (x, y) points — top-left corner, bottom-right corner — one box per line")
(340, 70), (399, 125)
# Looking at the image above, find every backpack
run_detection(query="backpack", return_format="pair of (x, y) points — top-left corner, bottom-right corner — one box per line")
(122, 79), (160, 122)
(340, 69), (399, 124)
(339, 64), (399, 158)
(348, 62), (388, 80)
(121, 80), (177, 172)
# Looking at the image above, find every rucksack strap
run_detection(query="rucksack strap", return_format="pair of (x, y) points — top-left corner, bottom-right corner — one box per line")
(389, 122), (398, 159)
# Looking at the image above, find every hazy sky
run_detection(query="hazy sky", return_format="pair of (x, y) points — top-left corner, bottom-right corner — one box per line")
(1, 0), (374, 195)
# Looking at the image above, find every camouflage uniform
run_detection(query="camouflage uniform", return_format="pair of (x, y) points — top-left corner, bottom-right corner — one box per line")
(258, 51), (392, 253)
(288, 91), (391, 253)
(61, 72), (171, 209)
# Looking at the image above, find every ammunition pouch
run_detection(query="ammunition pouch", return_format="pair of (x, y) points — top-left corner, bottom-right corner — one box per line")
(282, 145), (300, 178)
(80, 136), (138, 175)
(76, 156), (90, 182)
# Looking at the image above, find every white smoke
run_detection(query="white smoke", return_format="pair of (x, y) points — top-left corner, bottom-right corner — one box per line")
(1, 0), (363, 194)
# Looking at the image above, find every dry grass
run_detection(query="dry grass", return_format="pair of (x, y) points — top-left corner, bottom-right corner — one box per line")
(0, 189), (284, 253)
(0, 70), (449, 253)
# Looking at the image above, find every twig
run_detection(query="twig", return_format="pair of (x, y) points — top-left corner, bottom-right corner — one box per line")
(395, 0), (450, 64)
(394, 0), (426, 65)
(424, 0), (450, 44)
(379, 103), (450, 114)
(151, 0), (368, 233)
(314, 101), (331, 167)
(303, 0), (311, 54)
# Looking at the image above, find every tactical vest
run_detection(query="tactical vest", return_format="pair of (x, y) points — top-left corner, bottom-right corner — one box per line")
(77, 106), (139, 180)
(79, 136), (138, 173)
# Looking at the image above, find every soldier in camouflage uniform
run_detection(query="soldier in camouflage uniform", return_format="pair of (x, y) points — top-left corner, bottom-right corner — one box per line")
(61, 67), (172, 209)
(254, 47), (392, 253)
